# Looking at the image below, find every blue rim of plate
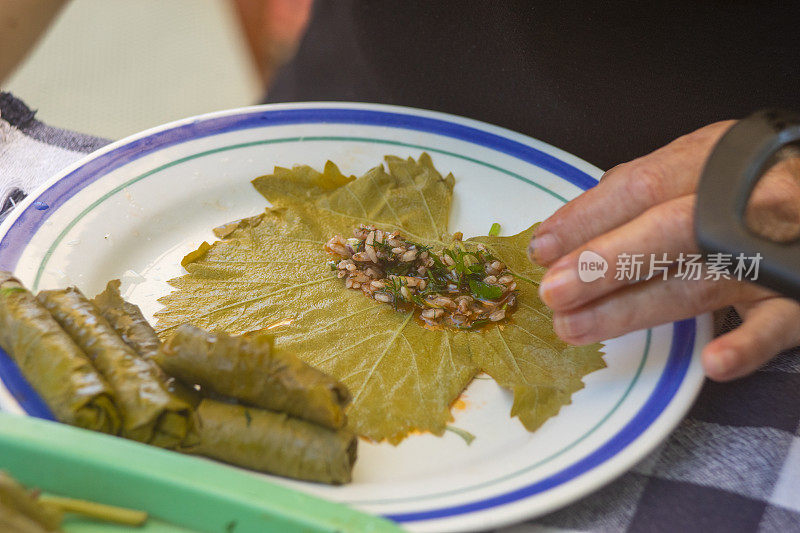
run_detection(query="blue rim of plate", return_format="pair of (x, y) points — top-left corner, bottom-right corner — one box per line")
(0, 105), (696, 524)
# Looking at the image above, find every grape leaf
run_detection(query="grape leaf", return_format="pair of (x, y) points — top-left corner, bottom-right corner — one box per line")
(469, 227), (607, 429)
(155, 155), (604, 443)
(253, 153), (455, 242)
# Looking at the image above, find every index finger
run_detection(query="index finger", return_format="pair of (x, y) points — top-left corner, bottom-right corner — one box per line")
(529, 120), (735, 266)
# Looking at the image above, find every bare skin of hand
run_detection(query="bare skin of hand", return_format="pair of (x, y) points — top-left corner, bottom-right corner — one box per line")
(529, 121), (800, 382)
(0, 0), (67, 83)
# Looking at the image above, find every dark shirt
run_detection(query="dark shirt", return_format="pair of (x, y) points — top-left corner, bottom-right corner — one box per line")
(266, 1), (800, 171)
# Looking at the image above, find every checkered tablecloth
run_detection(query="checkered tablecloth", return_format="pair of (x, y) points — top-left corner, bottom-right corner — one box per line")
(515, 311), (800, 533)
(1, 92), (798, 532)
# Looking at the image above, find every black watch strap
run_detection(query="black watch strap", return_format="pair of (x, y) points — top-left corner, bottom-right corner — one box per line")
(695, 109), (800, 300)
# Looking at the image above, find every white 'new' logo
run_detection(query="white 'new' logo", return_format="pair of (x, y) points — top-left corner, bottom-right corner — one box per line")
(577, 250), (608, 282)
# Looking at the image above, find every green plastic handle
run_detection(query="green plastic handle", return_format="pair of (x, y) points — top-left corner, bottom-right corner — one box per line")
(0, 412), (403, 533)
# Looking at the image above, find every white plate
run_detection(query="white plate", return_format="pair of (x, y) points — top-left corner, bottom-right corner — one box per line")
(0, 103), (710, 532)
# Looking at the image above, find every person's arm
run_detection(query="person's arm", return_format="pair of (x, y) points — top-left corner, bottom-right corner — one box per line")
(529, 120), (800, 381)
(230, 0), (312, 87)
(0, 0), (67, 83)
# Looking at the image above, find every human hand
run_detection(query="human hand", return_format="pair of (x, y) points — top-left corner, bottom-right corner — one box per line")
(529, 120), (800, 381)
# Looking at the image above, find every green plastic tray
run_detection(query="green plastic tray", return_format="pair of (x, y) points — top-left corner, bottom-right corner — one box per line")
(0, 412), (402, 532)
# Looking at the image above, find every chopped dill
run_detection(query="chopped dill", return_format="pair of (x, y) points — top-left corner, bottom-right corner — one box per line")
(372, 240), (394, 254)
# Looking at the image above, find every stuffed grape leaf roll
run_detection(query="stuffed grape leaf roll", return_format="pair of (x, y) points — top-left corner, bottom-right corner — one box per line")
(155, 325), (351, 429)
(188, 399), (357, 484)
(0, 273), (119, 434)
(92, 279), (160, 360)
(0, 503), (56, 533)
(37, 287), (195, 448)
(0, 471), (63, 532)
(92, 280), (200, 408)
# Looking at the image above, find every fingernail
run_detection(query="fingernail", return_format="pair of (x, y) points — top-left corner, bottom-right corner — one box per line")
(553, 309), (595, 340)
(539, 264), (578, 308)
(528, 233), (559, 265)
(705, 349), (736, 378)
